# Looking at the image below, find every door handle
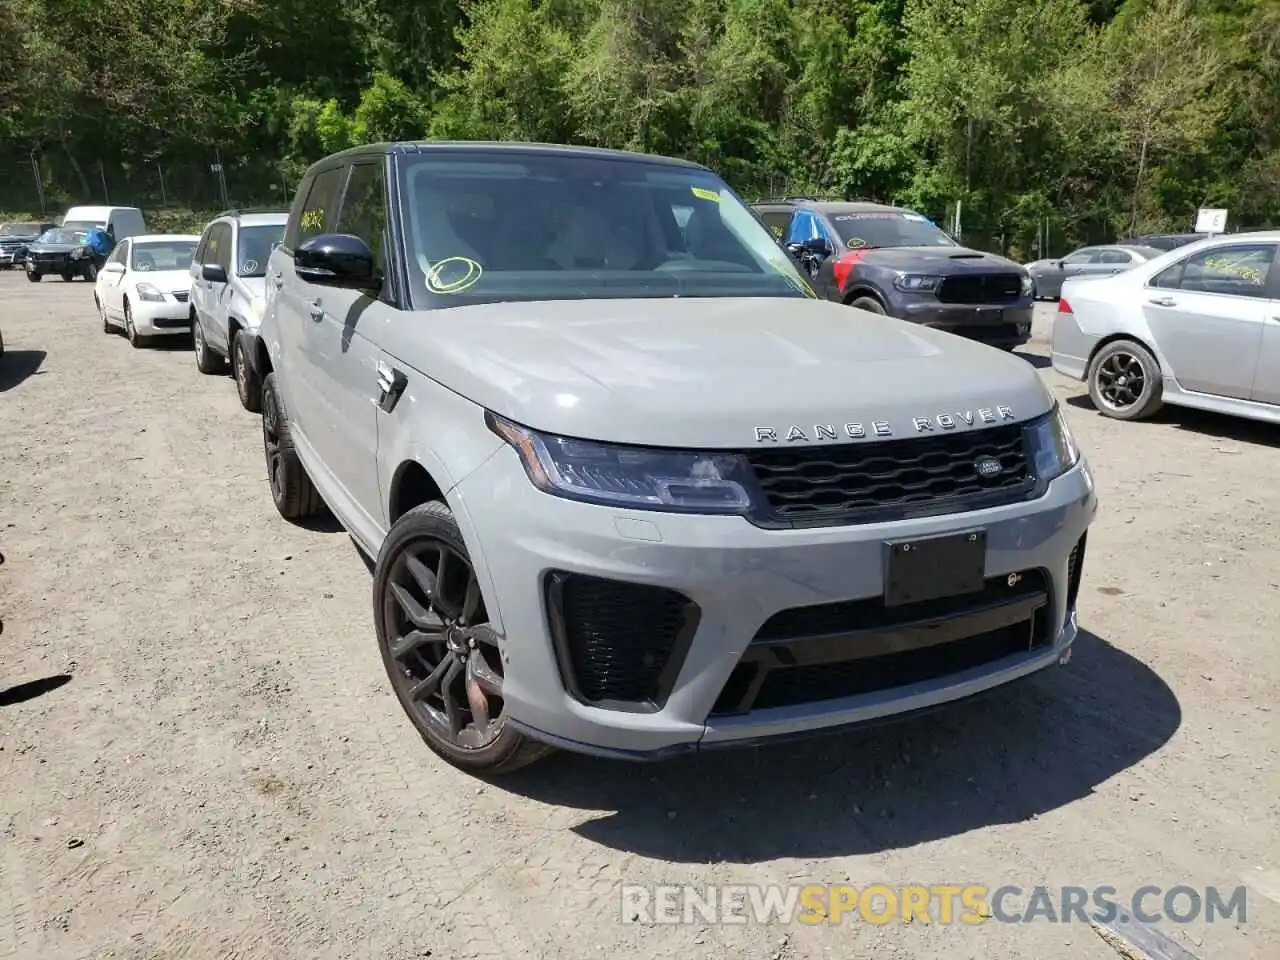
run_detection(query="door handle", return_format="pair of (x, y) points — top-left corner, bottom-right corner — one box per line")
(376, 362), (408, 413)
(270, 272), (284, 289)
(307, 298), (324, 321)
(1148, 296), (1177, 307)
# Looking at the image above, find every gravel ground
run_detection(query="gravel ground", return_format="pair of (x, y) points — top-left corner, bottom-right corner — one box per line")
(1, 273), (1277, 960)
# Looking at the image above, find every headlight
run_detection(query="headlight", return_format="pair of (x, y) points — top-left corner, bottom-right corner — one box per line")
(487, 412), (755, 513)
(70, 246), (89, 259)
(1020, 273), (1034, 296)
(893, 273), (942, 292)
(1026, 403), (1079, 481)
(135, 282), (166, 302)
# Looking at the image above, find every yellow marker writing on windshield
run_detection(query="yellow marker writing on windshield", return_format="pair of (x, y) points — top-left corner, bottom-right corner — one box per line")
(424, 256), (482, 294)
(690, 187), (721, 203)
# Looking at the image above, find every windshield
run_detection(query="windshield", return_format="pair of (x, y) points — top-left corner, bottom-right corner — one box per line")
(397, 152), (813, 309)
(131, 241), (196, 272)
(0, 222), (43, 238)
(39, 228), (89, 245)
(237, 224), (285, 277)
(829, 212), (957, 249)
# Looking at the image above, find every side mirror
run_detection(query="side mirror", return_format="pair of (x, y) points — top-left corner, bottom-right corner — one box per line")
(202, 263), (228, 283)
(295, 233), (380, 290)
(102, 262), (125, 274)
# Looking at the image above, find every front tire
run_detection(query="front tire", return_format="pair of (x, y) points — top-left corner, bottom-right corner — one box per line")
(124, 302), (147, 348)
(373, 501), (551, 775)
(25, 269), (41, 283)
(231, 330), (263, 412)
(84, 262), (98, 282)
(260, 372), (325, 520)
(192, 314), (225, 374)
(849, 295), (887, 315)
(1087, 339), (1164, 421)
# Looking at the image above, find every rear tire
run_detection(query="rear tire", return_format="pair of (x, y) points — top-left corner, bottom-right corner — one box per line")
(849, 295), (886, 315)
(261, 372), (326, 520)
(1087, 339), (1164, 421)
(96, 295), (111, 333)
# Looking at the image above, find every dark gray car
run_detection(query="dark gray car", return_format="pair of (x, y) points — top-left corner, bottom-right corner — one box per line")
(1024, 244), (1163, 300)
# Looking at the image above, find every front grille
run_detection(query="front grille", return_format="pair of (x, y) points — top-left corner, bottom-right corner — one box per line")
(171, 291), (189, 303)
(545, 571), (699, 707)
(746, 422), (1032, 526)
(937, 273), (1023, 304)
(711, 569), (1050, 715)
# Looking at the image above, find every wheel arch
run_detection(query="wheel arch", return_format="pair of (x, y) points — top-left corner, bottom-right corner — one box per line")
(388, 460), (447, 525)
(842, 285), (886, 308)
(1085, 331), (1165, 378)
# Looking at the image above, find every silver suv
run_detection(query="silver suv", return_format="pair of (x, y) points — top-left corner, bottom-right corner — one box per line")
(188, 209), (288, 411)
(255, 142), (1098, 775)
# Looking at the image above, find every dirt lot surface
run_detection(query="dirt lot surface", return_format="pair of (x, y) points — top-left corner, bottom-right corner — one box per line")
(1, 272), (1277, 960)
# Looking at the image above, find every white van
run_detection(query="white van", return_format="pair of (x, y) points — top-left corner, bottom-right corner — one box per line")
(60, 205), (147, 242)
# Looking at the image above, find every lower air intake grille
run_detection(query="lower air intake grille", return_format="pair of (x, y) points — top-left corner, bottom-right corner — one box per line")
(545, 571), (699, 707)
(1066, 533), (1086, 610)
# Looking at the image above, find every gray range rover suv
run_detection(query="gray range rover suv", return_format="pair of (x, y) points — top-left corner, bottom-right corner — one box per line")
(254, 141), (1097, 775)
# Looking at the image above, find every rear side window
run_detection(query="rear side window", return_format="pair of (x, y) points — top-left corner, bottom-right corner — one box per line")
(1097, 249), (1131, 264)
(293, 167), (346, 249)
(1155, 243), (1277, 298)
(757, 210), (793, 240)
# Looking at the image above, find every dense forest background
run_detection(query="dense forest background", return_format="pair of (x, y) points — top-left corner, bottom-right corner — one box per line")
(1, 0), (1276, 255)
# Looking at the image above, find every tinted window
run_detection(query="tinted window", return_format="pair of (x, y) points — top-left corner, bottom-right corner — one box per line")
(756, 210), (793, 240)
(295, 167), (346, 247)
(396, 152), (811, 310)
(131, 241), (197, 271)
(335, 162), (387, 265)
(1176, 244), (1276, 297)
(236, 224), (285, 277)
(1063, 248), (1098, 265)
(0, 222), (43, 237)
(39, 228), (89, 244)
(828, 211), (954, 249)
(194, 225), (213, 264)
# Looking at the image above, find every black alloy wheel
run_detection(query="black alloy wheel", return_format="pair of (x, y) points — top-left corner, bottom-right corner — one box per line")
(1087, 339), (1164, 421)
(374, 502), (550, 773)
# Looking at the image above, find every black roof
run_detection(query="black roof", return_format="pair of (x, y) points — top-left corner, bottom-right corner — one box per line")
(311, 141), (710, 172)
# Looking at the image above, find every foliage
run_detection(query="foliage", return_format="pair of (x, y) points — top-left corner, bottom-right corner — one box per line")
(1, 0), (1275, 256)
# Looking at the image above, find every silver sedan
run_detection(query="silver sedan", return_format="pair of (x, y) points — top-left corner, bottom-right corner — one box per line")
(1051, 231), (1280, 425)
(1025, 244), (1164, 300)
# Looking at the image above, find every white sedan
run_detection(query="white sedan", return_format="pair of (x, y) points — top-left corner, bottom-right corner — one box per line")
(95, 234), (200, 348)
(1051, 230), (1280, 425)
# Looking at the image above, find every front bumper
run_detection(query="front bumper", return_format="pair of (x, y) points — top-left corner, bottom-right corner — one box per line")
(451, 446), (1097, 759)
(900, 300), (1033, 346)
(0, 248), (27, 266)
(1049, 310), (1100, 381)
(130, 296), (192, 335)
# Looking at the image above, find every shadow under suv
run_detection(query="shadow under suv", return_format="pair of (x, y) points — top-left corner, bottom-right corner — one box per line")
(252, 142), (1096, 777)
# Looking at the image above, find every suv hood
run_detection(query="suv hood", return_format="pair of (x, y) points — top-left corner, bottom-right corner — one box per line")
(386, 298), (1052, 448)
(28, 242), (80, 254)
(856, 246), (1025, 273)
